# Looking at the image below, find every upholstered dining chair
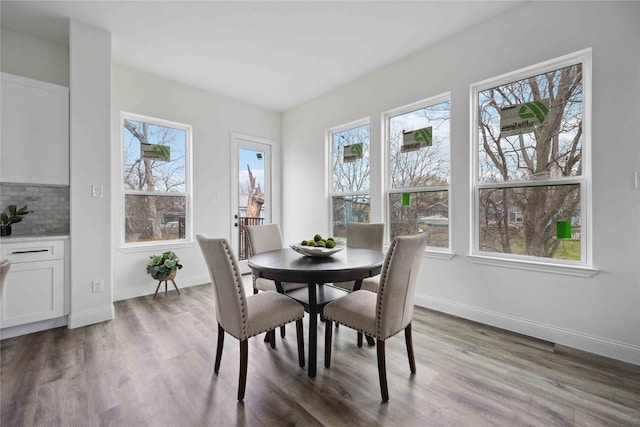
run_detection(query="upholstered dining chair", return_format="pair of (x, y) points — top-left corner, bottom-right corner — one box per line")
(246, 223), (308, 339)
(196, 234), (305, 401)
(333, 222), (384, 293)
(0, 259), (11, 298)
(323, 233), (428, 402)
(245, 223), (307, 294)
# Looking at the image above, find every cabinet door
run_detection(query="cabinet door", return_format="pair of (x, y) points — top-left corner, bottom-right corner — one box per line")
(1, 73), (69, 185)
(0, 259), (65, 328)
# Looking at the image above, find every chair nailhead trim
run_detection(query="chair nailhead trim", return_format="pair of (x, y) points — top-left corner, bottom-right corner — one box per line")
(376, 239), (396, 338)
(222, 240), (248, 334)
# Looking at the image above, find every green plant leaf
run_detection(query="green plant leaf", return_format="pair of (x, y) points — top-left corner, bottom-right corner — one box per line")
(147, 251), (183, 279)
(1, 204), (29, 225)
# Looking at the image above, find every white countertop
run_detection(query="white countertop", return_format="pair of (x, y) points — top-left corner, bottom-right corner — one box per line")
(0, 234), (69, 243)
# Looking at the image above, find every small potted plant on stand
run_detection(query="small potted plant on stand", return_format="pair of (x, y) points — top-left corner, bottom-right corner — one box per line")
(0, 204), (29, 237)
(147, 250), (183, 299)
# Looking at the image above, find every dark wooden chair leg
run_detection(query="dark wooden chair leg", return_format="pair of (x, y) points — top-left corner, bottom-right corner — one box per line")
(357, 331), (363, 348)
(324, 320), (333, 368)
(269, 329), (276, 349)
(280, 325), (286, 338)
(238, 339), (248, 401)
(366, 335), (376, 346)
(405, 323), (416, 373)
(377, 339), (389, 402)
(296, 319), (305, 368)
(214, 324), (224, 374)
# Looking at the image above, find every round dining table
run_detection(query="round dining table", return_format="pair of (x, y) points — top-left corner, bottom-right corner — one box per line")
(248, 247), (384, 377)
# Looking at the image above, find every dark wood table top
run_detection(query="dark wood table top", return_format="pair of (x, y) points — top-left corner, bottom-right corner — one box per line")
(248, 247), (384, 284)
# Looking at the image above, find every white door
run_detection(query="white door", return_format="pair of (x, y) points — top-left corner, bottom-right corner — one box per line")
(231, 134), (272, 273)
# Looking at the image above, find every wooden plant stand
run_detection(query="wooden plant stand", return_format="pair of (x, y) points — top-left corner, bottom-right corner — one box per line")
(153, 269), (180, 299)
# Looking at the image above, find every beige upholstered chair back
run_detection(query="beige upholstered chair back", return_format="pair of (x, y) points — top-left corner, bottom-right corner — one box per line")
(0, 259), (10, 298)
(376, 234), (428, 339)
(246, 223), (284, 255)
(346, 222), (384, 252)
(197, 235), (248, 340)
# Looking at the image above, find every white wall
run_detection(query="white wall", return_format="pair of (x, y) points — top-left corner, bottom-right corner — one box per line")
(68, 21), (114, 327)
(0, 29), (69, 87)
(111, 64), (282, 301)
(282, 2), (640, 364)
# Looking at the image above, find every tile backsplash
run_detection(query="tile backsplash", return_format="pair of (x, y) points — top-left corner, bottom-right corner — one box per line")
(0, 183), (70, 236)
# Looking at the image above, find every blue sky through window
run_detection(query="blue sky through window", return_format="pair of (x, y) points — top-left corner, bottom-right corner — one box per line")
(239, 148), (265, 193)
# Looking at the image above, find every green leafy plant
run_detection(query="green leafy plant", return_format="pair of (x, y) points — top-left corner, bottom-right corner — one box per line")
(146, 250), (183, 280)
(0, 204), (29, 226)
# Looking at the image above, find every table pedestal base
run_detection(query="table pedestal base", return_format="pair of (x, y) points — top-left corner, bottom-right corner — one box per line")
(286, 284), (350, 377)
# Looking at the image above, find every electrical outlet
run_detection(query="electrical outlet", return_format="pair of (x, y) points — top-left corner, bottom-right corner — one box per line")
(92, 280), (104, 293)
(92, 184), (104, 198)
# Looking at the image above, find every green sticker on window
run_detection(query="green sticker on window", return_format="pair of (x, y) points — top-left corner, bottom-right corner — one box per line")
(141, 143), (171, 162)
(343, 142), (363, 163)
(556, 220), (572, 239)
(402, 193), (410, 206)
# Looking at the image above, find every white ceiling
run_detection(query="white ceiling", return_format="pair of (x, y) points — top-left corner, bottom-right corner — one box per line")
(1, 1), (524, 111)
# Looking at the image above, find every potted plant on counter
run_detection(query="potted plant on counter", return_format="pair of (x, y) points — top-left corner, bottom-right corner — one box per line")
(0, 204), (29, 236)
(147, 250), (183, 281)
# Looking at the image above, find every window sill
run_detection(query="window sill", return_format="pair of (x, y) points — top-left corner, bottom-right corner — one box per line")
(466, 254), (599, 277)
(383, 245), (455, 260)
(424, 249), (455, 260)
(118, 240), (193, 254)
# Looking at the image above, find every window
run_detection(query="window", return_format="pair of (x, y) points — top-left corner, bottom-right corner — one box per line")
(121, 112), (191, 245)
(472, 50), (591, 266)
(329, 119), (370, 238)
(385, 94), (451, 249)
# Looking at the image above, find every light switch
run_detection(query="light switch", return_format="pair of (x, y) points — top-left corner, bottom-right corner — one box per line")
(92, 184), (104, 198)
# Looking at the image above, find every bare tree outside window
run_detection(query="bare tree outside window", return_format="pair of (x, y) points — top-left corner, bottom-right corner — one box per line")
(245, 164), (264, 218)
(330, 122), (370, 237)
(389, 101), (450, 189)
(476, 60), (585, 261)
(332, 124), (370, 193)
(123, 115), (189, 243)
(387, 98), (450, 247)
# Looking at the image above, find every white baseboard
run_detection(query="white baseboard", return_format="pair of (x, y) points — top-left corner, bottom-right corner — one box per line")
(0, 316), (68, 340)
(68, 304), (115, 329)
(414, 293), (640, 366)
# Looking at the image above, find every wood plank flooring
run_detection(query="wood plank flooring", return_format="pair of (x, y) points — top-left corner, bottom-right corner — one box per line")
(2, 282), (639, 426)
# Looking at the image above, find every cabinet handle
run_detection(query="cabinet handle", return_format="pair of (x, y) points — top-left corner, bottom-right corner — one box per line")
(11, 249), (50, 254)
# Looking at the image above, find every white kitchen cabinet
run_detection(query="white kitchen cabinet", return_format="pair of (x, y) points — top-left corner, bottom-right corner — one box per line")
(1, 238), (66, 328)
(1, 73), (69, 185)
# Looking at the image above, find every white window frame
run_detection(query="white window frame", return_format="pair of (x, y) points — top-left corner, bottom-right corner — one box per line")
(469, 49), (597, 277)
(327, 118), (371, 238)
(119, 112), (193, 251)
(383, 93), (453, 258)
